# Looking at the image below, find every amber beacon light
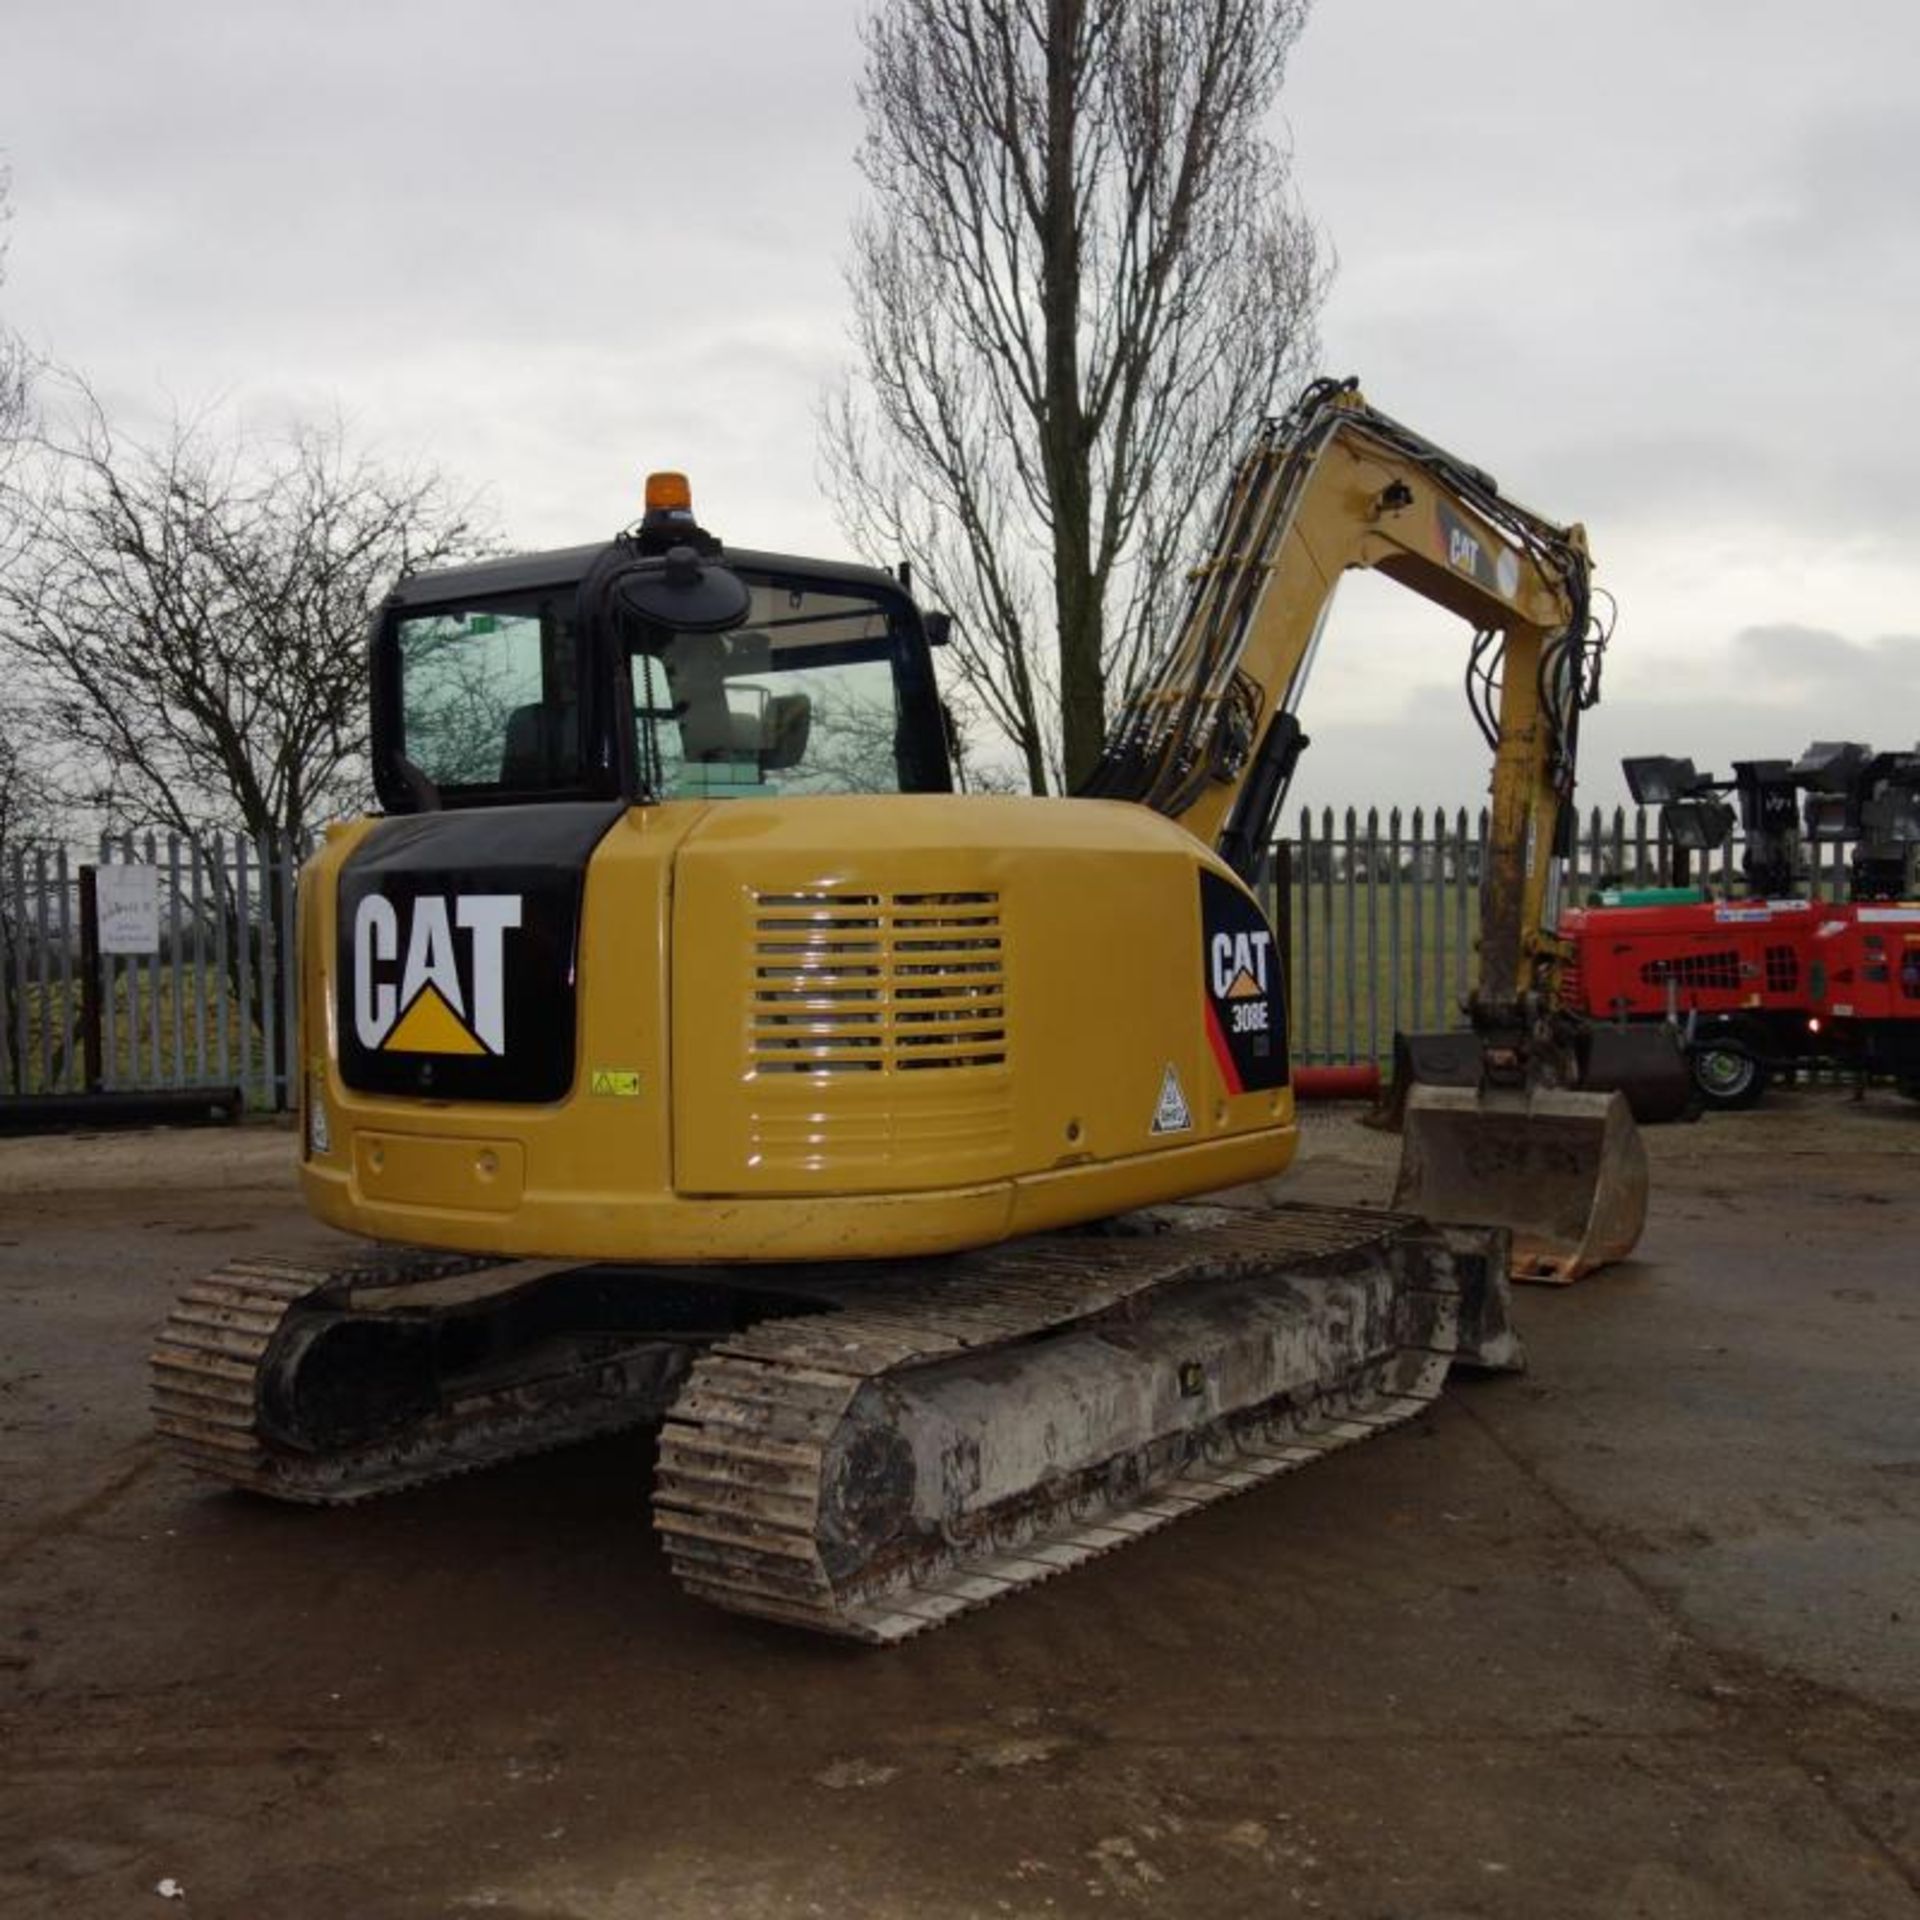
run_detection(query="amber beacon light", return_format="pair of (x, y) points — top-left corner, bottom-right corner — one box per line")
(645, 471), (694, 518)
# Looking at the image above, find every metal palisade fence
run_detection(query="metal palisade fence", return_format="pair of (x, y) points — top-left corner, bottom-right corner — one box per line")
(0, 809), (1865, 1108)
(1, 831), (305, 1110)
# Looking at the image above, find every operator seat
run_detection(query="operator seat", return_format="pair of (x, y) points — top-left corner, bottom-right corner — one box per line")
(499, 702), (573, 787)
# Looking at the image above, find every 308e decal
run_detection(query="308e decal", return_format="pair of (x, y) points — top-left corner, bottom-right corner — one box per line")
(1198, 869), (1289, 1094)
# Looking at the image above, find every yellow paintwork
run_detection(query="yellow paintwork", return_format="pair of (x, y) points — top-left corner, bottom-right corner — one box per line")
(300, 796), (1296, 1261)
(1141, 389), (1589, 1008)
(302, 382), (1592, 1268)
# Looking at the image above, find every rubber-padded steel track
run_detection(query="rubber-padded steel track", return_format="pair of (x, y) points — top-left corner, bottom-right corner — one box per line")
(655, 1202), (1481, 1642)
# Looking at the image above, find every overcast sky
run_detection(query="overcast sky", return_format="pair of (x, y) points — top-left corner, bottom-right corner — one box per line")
(4, 0), (1918, 815)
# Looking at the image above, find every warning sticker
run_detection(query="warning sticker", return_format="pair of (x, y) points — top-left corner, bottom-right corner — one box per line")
(1151, 1064), (1194, 1135)
(589, 1068), (643, 1098)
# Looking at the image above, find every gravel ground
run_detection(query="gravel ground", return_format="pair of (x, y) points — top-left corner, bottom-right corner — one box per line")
(1, 1091), (1915, 1919)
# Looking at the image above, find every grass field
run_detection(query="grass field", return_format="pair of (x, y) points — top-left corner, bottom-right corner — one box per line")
(2, 959), (289, 1104)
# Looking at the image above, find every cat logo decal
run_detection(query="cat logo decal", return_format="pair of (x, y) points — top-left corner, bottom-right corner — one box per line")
(351, 894), (522, 1057)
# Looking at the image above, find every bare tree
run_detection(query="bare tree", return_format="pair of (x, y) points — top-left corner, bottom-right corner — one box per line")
(0, 384), (490, 844)
(822, 0), (1328, 792)
(0, 163), (27, 461)
(0, 386), (491, 1092)
(0, 148), (58, 1087)
(0, 163), (57, 1093)
(0, 725), (61, 1095)
(0, 161), (40, 781)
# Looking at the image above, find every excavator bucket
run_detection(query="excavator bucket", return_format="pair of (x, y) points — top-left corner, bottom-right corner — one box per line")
(1391, 1084), (1648, 1283)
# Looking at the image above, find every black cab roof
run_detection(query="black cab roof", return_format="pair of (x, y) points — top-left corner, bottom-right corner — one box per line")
(384, 541), (907, 608)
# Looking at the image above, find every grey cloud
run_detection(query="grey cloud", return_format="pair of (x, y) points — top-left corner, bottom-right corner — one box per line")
(1283, 619), (1920, 819)
(1728, 623), (1920, 708)
(1524, 620), (1920, 812)
(1291, 3), (1920, 553)
(1523, 431), (1784, 530)
(5, 0), (1920, 814)
(1719, 105), (1920, 274)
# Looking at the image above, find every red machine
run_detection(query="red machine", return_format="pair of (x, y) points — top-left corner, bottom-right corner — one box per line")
(1560, 892), (1817, 1107)
(1559, 745), (1920, 1108)
(1808, 905), (1920, 1098)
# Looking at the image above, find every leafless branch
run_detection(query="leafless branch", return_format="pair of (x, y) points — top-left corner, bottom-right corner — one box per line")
(0, 378), (494, 843)
(823, 0), (1328, 791)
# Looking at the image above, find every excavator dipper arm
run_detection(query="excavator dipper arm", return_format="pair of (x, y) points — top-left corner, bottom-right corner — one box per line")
(1087, 377), (1670, 1279)
(1085, 376), (1598, 1018)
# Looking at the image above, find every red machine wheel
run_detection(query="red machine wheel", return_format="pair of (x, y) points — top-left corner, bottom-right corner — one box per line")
(1690, 1039), (1768, 1110)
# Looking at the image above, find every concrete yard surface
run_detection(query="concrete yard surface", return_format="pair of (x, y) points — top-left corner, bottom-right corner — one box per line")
(0, 1094), (1916, 1918)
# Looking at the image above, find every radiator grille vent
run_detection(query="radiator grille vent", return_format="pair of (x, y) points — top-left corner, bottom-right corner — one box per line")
(1640, 949), (1740, 992)
(750, 891), (1007, 1075)
(1559, 947), (1584, 1010)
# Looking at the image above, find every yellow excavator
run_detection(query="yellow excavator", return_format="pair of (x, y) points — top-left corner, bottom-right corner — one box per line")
(152, 378), (1665, 1642)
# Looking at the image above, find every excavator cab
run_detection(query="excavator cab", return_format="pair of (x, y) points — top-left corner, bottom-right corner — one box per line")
(372, 537), (953, 816)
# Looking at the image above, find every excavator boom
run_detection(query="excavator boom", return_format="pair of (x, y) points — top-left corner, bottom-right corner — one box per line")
(1088, 377), (1671, 1279)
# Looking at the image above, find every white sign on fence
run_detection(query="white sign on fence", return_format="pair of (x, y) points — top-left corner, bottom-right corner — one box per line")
(97, 864), (161, 955)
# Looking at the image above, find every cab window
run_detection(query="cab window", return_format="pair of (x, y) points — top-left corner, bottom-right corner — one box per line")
(395, 595), (582, 794)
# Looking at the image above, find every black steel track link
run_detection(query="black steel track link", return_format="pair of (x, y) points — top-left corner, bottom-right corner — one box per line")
(149, 1247), (673, 1504)
(653, 1203), (1475, 1644)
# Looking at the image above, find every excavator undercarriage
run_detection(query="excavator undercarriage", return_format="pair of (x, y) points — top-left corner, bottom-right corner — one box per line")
(154, 1202), (1516, 1640)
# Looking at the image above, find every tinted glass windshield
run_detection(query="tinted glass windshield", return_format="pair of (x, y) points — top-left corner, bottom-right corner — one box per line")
(395, 590), (584, 793)
(388, 560), (939, 804)
(630, 576), (915, 800)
